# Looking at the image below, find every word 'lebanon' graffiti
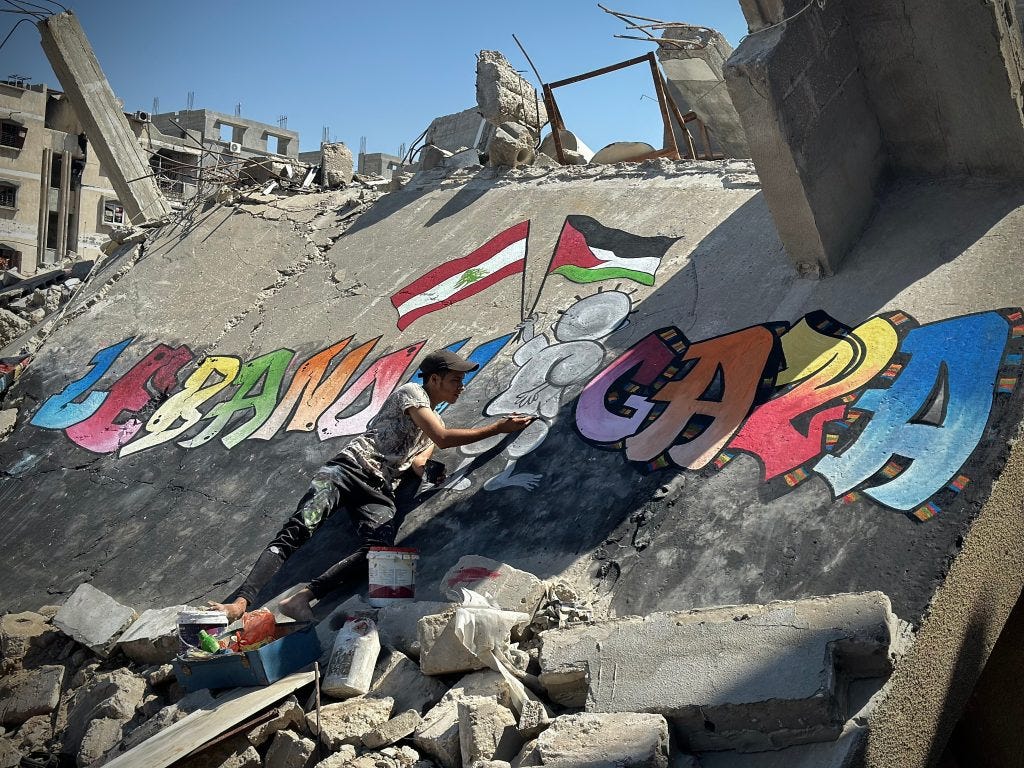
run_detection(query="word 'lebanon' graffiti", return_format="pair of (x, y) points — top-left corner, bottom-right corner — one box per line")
(576, 308), (1024, 522)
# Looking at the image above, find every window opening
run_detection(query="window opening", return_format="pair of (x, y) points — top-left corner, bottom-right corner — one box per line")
(0, 183), (16, 209)
(102, 200), (125, 226)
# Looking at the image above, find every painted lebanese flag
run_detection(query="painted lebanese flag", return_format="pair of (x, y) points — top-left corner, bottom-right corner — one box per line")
(391, 221), (529, 331)
(548, 215), (679, 287)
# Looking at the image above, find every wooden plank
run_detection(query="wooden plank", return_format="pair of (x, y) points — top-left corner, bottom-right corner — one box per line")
(103, 671), (315, 768)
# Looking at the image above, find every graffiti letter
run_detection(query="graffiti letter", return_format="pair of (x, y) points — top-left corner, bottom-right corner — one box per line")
(65, 344), (194, 454)
(249, 337), (378, 440)
(179, 349), (295, 449)
(30, 338), (133, 429)
(120, 356), (241, 456)
(626, 326), (776, 469)
(576, 328), (680, 444)
(815, 312), (1008, 510)
(317, 342), (425, 439)
(728, 316), (899, 479)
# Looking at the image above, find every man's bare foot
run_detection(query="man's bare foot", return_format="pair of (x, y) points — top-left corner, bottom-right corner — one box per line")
(207, 597), (247, 623)
(279, 588), (315, 622)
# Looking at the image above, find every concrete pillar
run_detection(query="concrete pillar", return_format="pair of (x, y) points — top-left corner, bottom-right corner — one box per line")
(38, 12), (170, 223)
(658, 27), (750, 159)
(36, 148), (51, 271)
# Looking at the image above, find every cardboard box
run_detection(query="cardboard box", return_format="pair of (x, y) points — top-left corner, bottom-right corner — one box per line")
(174, 622), (320, 692)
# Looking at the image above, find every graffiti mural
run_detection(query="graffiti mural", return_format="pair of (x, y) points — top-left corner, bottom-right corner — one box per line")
(31, 333), (513, 457)
(577, 308), (1024, 522)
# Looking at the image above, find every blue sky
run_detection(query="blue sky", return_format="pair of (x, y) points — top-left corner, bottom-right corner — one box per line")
(1, 1), (748, 155)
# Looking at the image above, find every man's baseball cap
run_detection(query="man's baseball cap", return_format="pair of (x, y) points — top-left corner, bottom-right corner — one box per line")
(419, 349), (480, 376)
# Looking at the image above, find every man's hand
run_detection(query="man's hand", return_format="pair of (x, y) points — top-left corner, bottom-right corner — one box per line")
(494, 415), (535, 433)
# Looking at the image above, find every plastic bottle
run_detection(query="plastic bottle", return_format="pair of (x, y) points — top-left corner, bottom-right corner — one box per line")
(197, 629), (221, 654)
(321, 618), (381, 698)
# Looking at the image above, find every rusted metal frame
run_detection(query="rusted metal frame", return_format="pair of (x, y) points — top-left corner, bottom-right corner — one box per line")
(659, 72), (696, 159)
(647, 52), (680, 160)
(547, 53), (651, 89)
(542, 84), (567, 164)
(699, 120), (714, 160)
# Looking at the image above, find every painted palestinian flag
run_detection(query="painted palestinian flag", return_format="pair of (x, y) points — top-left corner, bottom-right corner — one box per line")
(548, 215), (678, 286)
(391, 221), (529, 331)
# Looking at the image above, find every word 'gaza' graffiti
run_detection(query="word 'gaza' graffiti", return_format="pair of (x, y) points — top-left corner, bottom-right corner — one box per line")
(30, 333), (513, 456)
(576, 309), (1024, 522)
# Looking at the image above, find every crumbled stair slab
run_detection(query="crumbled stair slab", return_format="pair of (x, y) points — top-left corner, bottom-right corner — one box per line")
(378, 601), (451, 658)
(441, 556), (545, 614)
(116, 604), (189, 664)
(0, 665), (64, 726)
(538, 592), (897, 752)
(53, 583), (136, 657)
(310, 695), (394, 750)
(368, 649), (449, 714)
(413, 670), (513, 768)
(459, 696), (522, 765)
(516, 712), (670, 768)
(363, 709), (423, 749)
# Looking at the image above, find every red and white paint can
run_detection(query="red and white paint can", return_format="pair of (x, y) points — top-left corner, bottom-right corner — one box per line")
(366, 546), (419, 607)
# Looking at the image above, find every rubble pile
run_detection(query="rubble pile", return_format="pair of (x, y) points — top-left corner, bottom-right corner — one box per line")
(0, 266), (89, 346)
(0, 555), (902, 768)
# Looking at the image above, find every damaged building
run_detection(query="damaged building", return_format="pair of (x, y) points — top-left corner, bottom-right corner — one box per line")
(2, 4), (1024, 768)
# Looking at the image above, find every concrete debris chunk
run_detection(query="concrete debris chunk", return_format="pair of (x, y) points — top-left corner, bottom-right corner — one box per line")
(516, 698), (550, 740)
(312, 744), (357, 766)
(487, 123), (536, 168)
(441, 556), (545, 614)
(321, 142), (354, 188)
(116, 604), (189, 664)
(524, 712), (669, 768)
(538, 592), (897, 751)
(538, 130), (593, 165)
(60, 668), (145, 758)
(0, 737), (16, 768)
(0, 611), (49, 670)
(363, 708), (423, 749)
(476, 50), (546, 131)
(421, 145), (453, 171)
(14, 713), (54, 752)
(265, 729), (316, 768)
(175, 734), (261, 768)
(78, 717), (127, 767)
(459, 697), (522, 766)
(418, 610), (487, 676)
(413, 670), (512, 768)
(0, 308), (30, 348)
(591, 142), (657, 165)
(248, 698), (307, 746)
(368, 648), (450, 714)
(0, 665), (64, 726)
(53, 583), (137, 657)
(378, 601), (450, 659)
(309, 695), (394, 750)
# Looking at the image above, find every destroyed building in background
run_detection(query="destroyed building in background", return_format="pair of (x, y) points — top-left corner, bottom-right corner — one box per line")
(2, 2), (1024, 768)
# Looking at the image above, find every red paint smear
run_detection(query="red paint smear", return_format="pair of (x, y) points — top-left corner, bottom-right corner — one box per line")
(447, 567), (502, 587)
(368, 585), (415, 598)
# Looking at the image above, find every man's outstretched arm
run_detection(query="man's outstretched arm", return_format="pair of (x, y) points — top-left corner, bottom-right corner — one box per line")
(408, 406), (532, 450)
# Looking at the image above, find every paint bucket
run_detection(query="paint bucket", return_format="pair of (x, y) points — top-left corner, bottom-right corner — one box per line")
(177, 609), (228, 655)
(366, 546), (419, 607)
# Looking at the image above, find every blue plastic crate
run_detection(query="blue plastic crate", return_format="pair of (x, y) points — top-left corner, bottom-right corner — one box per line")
(174, 622), (320, 692)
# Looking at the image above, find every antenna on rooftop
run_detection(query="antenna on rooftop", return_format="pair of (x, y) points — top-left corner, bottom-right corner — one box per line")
(152, 96), (159, 114)
(321, 125), (330, 144)
(186, 91), (194, 111)
(278, 115), (288, 129)
(234, 102), (242, 116)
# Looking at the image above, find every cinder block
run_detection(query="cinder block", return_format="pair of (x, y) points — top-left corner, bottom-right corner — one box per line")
(53, 583), (136, 657)
(441, 556), (545, 614)
(458, 696), (522, 765)
(538, 592), (897, 751)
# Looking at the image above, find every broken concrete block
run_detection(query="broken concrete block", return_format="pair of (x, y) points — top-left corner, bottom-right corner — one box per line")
(14, 713), (54, 753)
(78, 717), (126, 767)
(0, 611), (49, 670)
(0, 409), (16, 441)
(265, 729), (316, 768)
(312, 744), (357, 766)
(413, 671), (512, 768)
(248, 698), (306, 746)
(146, 663), (176, 687)
(53, 583), (136, 657)
(418, 610), (487, 676)
(116, 604), (188, 664)
(26, 308), (45, 324)
(522, 713), (669, 768)
(0, 308), (29, 348)
(538, 592), (897, 751)
(60, 668), (145, 757)
(591, 142), (657, 164)
(363, 708), (422, 749)
(538, 130), (594, 165)
(441, 556), (545, 614)
(0, 665), (64, 726)
(420, 144), (452, 171)
(516, 698), (550, 740)
(321, 142), (354, 188)
(368, 648), (449, 714)
(310, 695), (393, 750)
(459, 696), (522, 766)
(476, 50), (546, 131)
(487, 123), (536, 168)
(378, 600), (450, 658)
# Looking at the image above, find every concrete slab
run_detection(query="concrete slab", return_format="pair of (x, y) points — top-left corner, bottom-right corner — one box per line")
(538, 592), (896, 751)
(116, 604), (189, 664)
(53, 583), (136, 657)
(440, 556), (545, 613)
(520, 712), (669, 768)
